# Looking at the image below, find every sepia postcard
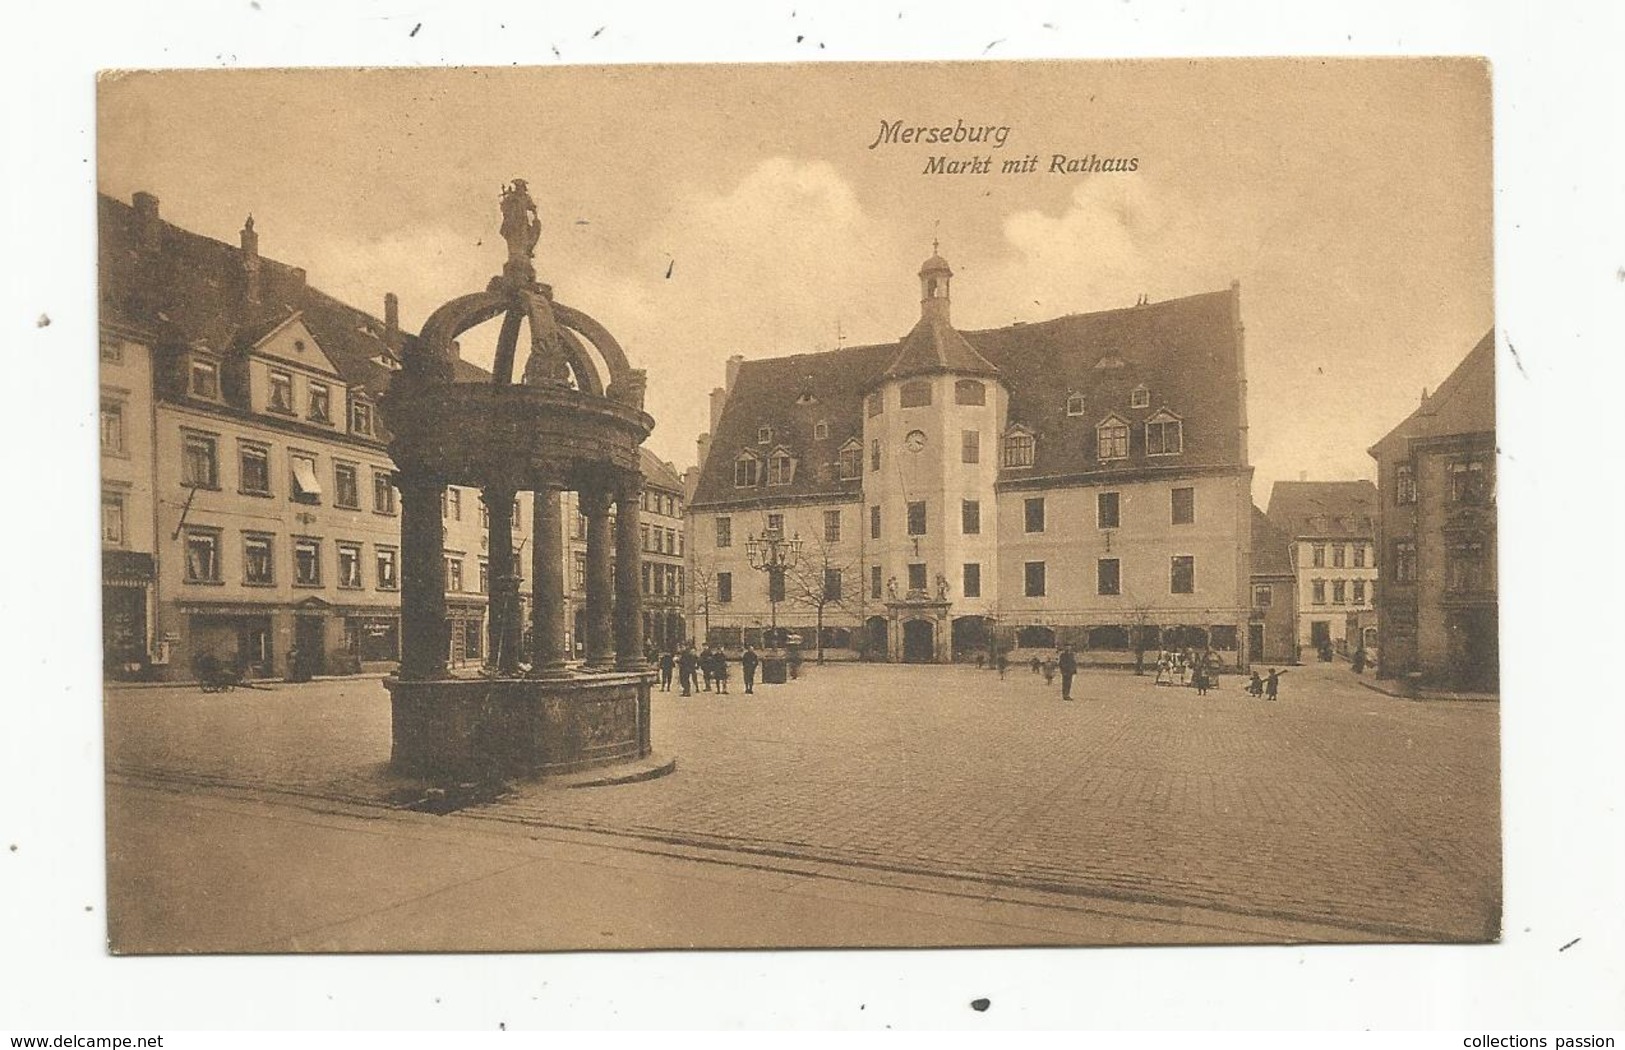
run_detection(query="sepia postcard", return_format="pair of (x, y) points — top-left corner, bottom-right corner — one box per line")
(95, 59), (1497, 954)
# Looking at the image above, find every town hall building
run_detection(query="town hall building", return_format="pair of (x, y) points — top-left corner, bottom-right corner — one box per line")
(686, 248), (1256, 666)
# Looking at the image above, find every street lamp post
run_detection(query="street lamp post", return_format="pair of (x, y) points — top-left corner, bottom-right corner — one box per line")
(745, 525), (804, 647)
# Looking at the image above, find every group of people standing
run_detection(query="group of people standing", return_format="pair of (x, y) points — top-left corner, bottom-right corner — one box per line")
(654, 644), (766, 696)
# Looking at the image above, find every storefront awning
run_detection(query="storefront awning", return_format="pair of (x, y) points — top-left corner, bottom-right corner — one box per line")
(292, 457), (323, 498)
(102, 550), (154, 587)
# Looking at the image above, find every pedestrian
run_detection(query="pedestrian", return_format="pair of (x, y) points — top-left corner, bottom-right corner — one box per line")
(1193, 664), (1208, 697)
(1265, 667), (1284, 701)
(1030, 655), (1042, 675)
(996, 651), (1009, 679)
(1155, 651), (1171, 686)
(714, 649), (730, 694)
(1058, 644), (1077, 701)
(787, 647), (803, 681)
(677, 644), (697, 696)
(741, 645), (759, 694)
(1351, 647), (1367, 674)
(1041, 658), (1056, 686)
(1247, 670), (1264, 697)
(975, 653), (985, 670)
(700, 646), (715, 691)
(658, 649), (674, 692)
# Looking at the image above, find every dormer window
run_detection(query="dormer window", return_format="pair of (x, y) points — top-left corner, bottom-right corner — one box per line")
(268, 370), (294, 414)
(767, 448), (796, 486)
(1065, 393), (1085, 416)
(308, 381), (332, 424)
(1130, 384), (1151, 409)
(900, 380), (933, 408)
(351, 399), (375, 437)
(1145, 409), (1183, 456)
(1002, 427), (1035, 468)
(796, 391), (818, 406)
(734, 451), (760, 488)
(837, 439), (863, 480)
(757, 426), (773, 444)
(1097, 415), (1130, 460)
(814, 420), (829, 441)
(189, 357), (221, 401)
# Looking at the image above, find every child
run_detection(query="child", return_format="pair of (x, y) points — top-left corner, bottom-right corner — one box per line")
(1247, 670), (1263, 697)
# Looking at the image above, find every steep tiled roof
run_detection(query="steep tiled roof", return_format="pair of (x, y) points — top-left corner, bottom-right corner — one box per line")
(1369, 330), (1495, 458)
(882, 314), (1001, 381)
(691, 286), (1245, 506)
(1250, 505), (1296, 578)
(1265, 480), (1379, 539)
(638, 447), (685, 494)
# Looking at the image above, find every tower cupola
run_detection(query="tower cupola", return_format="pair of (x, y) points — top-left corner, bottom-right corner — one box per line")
(919, 242), (953, 324)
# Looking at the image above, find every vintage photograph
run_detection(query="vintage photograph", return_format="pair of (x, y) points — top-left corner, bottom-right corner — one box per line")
(96, 59), (1497, 953)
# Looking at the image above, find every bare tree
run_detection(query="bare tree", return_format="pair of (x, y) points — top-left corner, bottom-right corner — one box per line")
(784, 532), (859, 664)
(688, 560), (716, 648)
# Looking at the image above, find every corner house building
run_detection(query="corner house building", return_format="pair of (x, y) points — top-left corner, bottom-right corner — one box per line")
(687, 250), (1255, 667)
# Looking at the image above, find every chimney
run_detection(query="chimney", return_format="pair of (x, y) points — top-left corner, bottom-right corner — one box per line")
(709, 386), (728, 436)
(696, 433), (712, 471)
(240, 216), (260, 304)
(288, 267), (307, 294)
(384, 292), (401, 350)
(132, 192), (162, 252)
(725, 354), (744, 394)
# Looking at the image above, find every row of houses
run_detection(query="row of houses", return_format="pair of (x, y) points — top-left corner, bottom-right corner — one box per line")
(99, 192), (687, 681)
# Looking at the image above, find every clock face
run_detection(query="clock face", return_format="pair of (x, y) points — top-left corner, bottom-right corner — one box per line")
(904, 429), (927, 453)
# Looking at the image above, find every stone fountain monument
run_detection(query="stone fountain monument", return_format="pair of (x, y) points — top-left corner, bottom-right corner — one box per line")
(382, 180), (662, 782)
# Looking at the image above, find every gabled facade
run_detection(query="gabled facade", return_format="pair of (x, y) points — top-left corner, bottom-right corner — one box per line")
(687, 248), (1255, 666)
(1368, 331), (1497, 690)
(1265, 479), (1380, 659)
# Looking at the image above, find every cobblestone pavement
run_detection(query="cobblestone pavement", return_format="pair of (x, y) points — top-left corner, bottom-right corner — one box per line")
(105, 661), (1501, 942)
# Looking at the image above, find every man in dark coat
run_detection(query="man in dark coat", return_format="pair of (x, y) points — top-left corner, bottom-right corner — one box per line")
(658, 649), (675, 692)
(741, 645), (760, 694)
(699, 646), (714, 691)
(677, 645), (697, 696)
(1058, 644), (1078, 701)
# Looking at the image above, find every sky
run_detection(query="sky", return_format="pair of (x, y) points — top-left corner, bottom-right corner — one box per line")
(97, 60), (1492, 503)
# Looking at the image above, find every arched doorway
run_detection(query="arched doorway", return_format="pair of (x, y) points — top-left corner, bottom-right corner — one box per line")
(951, 615), (991, 660)
(902, 619), (935, 663)
(864, 615), (888, 660)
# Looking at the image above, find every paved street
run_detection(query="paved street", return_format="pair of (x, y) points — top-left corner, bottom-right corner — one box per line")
(105, 661), (1500, 948)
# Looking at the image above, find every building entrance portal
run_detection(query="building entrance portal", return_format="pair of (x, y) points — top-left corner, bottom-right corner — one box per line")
(902, 619), (935, 663)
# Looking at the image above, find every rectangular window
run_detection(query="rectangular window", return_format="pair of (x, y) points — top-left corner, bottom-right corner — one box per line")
(1312, 544), (1326, 568)
(372, 470), (396, 514)
(838, 445), (862, 480)
(1312, 579), (1327, 604)
(961, 430), (980, 464)
(1097, 423), (1128, 460)
(1170, 555), (1195, 594)
(190, 358), (220, 400)
(445, 556), (464, 593)
(961, 499), (980, 535)
(307, 381), (331, 423)
(290, 452), (321, 504)
(715, 516), (731, 548)
(1097, 558), (1121, 596)
(716, 572), (733, 604)
(376, 547), (398, 590)
(1354, 545), (1367, 568)
(1394, 541), (1418, 583)
(268, 370), (294, 413)
(870, 505), (881, 540)
(1024, 561), (1047, 598)
(293, 538), (321, 586)
(823, 569), (843, 602)
(1332, 580), (1347, 604)
(1146, 418), (1183, 456)
(823, 509), (841, 544)
(1253, 584), (1273, 608)
(1447, 541), (1487, 593)
(1333, 545), (1347, 568)
(962, 562), (982, 598)
(767, 454), (794, 486)
(1449, 457), (1492, 504)
(351, 400), (374, 436)
(337, 542), (363, 589)
(1171, 487), (1195, 525)
(734, 457), (759, 487)
(643, 563), (655, 597)
(908, 562), (927, 593)
(1097, 491), (1120, 529)
(101, 491), (125, 545)
(899, 380), (932, 408)
(184, 529), (221, 583)
(1024, 497), (1046, 533)
(183, 433), (219, 489)
(334, 463), (360, 509)
(100, 401), (125, 454)
(870, 565), (883, 600)
(572, 551), (587, 591)
(1003, 433), (1035, 468)
(444, 487), (462, 521)
(1395, 463), (1417, 505)
(870, 439), (881, 472)
(1353, 580), (1367, 604)
(954, 379), (986, 406)
(479, 559), (490, 595)
(244, 534), (274, 584)
(640, 523), (652, 552)
(239, 443), (271, 495)
(906, 500), (927, 536)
